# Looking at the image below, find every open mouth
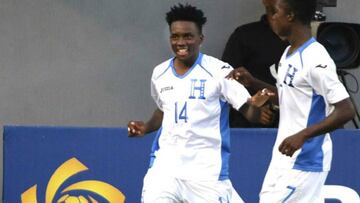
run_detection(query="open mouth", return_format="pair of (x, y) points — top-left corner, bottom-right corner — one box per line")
(176, 48), (189, 57)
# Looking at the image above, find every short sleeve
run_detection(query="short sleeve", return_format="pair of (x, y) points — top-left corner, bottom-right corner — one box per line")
(217, 65), (251, 110)
(151, 75), (163, 110)
(308, 61), (349, 104)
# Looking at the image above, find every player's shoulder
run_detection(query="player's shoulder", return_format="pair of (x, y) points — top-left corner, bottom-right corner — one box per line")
(302, 39), (336, 69)
(303, 40), (332, 60)
(200, 54), (233, 76)
(152, 58), (173, 80)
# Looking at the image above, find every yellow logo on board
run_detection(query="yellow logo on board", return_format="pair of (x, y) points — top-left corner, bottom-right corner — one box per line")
(21, 157), (125, 203)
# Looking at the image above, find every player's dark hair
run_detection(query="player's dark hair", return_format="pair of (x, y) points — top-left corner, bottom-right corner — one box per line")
(166, 3), (207, 33)
(285, 0), (317, 25)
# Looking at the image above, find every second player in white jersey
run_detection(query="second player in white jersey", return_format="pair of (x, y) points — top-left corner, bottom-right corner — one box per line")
(226, 0), (355, 201)
(273, 37), (349, 172)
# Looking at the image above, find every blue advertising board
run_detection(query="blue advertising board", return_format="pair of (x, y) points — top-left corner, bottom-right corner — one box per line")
(3, 126), (360, 203)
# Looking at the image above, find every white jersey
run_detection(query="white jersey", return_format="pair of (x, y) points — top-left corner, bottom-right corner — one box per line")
(149, 53), (250, 181)
(272, 38), (349, 172)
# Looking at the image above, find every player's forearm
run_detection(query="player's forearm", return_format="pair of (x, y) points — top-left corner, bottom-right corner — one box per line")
(145, 108), (164, 134)
(300, 98), (355, 139)
(239, 103), (261, 123)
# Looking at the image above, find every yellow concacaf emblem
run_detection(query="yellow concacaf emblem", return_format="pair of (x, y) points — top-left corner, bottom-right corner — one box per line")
(21, 157), (125, 203)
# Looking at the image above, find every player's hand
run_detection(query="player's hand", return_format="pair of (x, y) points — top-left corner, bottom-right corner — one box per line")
(225, 67), (254, 87)
(278, 133), (307, 157)
(259, 105), (275, 126)
(127, 121), (146, 137)
(247, 88), (275, 107)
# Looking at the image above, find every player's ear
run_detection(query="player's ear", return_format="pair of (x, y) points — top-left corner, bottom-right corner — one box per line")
(200, 34), (204, 41)
(199, 34), (204, 45)
(287, 11), (295, 22)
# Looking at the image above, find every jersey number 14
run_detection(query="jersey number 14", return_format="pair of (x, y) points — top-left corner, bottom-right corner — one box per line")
(175, 102), (188, 123)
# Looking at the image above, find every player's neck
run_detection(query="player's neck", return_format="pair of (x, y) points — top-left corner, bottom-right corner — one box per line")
(174, 56), (197, 75)
(287, 25), (312, 55)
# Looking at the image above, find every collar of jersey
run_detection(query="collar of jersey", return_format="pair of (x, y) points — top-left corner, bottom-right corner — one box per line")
(286, 37), (316, 58)
(170, 53), (203, 79)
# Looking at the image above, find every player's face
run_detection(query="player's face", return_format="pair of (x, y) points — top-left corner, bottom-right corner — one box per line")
(169, 21), (203, 65)
(264, 0), (292, 40)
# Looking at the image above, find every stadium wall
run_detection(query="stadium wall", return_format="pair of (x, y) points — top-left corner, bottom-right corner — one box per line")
(3, 127), (359, 203)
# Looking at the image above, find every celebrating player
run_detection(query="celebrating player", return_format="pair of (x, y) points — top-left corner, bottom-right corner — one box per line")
(227, 0), (356, 202)
(128, 3), (272, 203)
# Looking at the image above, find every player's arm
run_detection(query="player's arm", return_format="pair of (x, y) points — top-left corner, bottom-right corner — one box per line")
(221, 66), (276, 124)
(127, 108), (163, 137)
(240, 88), (275, 123)
(226, 67), (279, 105)
(279, 98), (355, 157)
(279, 61), (355, 157)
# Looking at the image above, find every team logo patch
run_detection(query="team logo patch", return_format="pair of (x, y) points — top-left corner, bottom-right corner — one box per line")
(283, 64), (298, 87)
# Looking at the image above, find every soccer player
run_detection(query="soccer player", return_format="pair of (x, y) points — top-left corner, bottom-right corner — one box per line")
(226, 0), (356, 202)
(127, 3), (272, 203)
